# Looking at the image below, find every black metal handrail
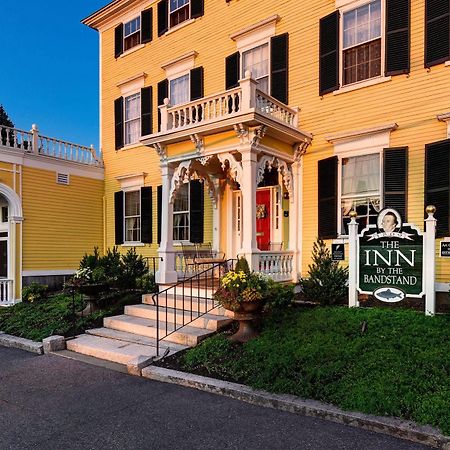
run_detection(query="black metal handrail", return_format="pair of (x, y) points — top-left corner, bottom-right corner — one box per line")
(144, 256), (163, 281)
(152, 259), (236, 356)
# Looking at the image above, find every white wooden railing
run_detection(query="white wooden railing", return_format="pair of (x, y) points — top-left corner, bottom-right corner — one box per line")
(0, 279), (13, 304)
(159, 71), (299, 134)
(257, 251), (294, 282)
(0, 123), (103, 167)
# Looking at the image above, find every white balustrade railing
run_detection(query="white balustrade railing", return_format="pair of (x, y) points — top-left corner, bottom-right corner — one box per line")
(0, 125), (33, 151)
(257, 251), (294, 282)
(0, 279), (13, 304)
(159, 72), (299, 134)
(0, 123), (103, 167)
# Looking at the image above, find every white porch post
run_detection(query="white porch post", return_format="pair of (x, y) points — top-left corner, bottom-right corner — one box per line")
(240, 146), (259, 270)
(424, 205), (437, 316)
(156, 162), (178, 285)
(212, 177), (221, 253)
(348, 211), (359, 307)
(289, 160), (302, 282)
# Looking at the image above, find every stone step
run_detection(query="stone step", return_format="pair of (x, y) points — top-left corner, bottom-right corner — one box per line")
(66, 334), (159, 365)
(103, 314), (214, 346)
(85, 327), (188, 353)
(125, 304), (232, 331)
(144, 285), (217, 302)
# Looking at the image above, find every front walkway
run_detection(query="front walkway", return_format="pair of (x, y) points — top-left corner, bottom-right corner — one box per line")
(0, 347), (427, 450)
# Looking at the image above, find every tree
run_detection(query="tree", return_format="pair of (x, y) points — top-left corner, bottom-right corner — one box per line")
(0, 105), (15, 147)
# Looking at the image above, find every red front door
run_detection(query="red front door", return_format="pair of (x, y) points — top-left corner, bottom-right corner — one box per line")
(256, 189), (271, 251)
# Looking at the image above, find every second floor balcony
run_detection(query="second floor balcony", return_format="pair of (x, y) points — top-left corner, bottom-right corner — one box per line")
(141, 71), (311, 148)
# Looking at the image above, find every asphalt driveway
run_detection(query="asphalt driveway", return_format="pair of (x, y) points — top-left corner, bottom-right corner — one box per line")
(0, 347), (430, 450)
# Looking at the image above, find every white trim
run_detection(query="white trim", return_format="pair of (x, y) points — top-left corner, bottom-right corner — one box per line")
(119, 43), (145, 58)
(119, 142), (144, 152)
(99, 32), (103, 156)
(437, 112), (450, 139)
(162, 51), (197, 79)
(164, 18), (196, 36)
(0, 184), (22, 219)
(230, 15), (279, 51)
(326, 123), (398, 144)
(121, 242), (145, 247)
(445, 61), (450, 67)
(116, 172), (147, 190)
(22, 269), (75, 277)
(333, 76), (391, 95)
(435, 282), (450, 292)
(117, 72), (147, 90)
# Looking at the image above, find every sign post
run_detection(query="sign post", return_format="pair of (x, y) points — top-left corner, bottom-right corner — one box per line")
(424, 206), (436, 316)
(348, 211), (359, 308)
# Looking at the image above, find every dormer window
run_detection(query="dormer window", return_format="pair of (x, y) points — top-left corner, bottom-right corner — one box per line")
(170, 0), (190, 27)
(124, 17), (141, 51)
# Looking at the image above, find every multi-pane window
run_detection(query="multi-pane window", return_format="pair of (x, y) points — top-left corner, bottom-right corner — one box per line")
(124, 93), (141, 145)
(124, 17), (141, 51)
(124, 191), (141, 242)
(173, 183), (190, 241)
(242, 44), (269, 93)
(341, 154), (381, 234)
(343, 0), (382, 85)
(170, 74), (190, 106)
(170, 0), (190, 27)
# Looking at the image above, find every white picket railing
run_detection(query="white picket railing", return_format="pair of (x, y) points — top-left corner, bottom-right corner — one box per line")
(159, 72), (299, 134)
(257, 251), (294, 282)
(0, 279), (13, 305)
(0, 123), (103, 167)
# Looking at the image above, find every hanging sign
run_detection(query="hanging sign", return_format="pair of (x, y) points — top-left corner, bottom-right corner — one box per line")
(358, 208), (424, 301)
(440, 241), (450, 258)
(332, 243), (345, 261)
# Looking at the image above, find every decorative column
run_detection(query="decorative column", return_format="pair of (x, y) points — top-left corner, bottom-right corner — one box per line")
(348, 211), (359, 307)
(156, 162), (178, 285)
(288, 160), (301, 282)
(240, 145), (259, 271)
(424, 205), (437, 316)
(211, 177), (221, 253)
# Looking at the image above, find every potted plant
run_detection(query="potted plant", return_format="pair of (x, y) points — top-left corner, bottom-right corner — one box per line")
(214, 267), (269, 343)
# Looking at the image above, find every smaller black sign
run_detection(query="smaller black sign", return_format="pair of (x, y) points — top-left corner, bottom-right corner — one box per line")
(332, 244), (345, 261)
(440, 241), (450, 258)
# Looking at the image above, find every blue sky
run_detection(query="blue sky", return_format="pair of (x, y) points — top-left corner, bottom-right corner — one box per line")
(0, 1), (109, 151)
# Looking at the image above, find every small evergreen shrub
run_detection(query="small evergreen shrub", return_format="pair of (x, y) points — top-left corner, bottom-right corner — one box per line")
(22, 283), (48, 303)
(299, 238), (348, 305)
(119, 248), (147, 289)
(136, 273), (157, 293)
(234, 257), (250, 275)
(264, 279), (294, 311)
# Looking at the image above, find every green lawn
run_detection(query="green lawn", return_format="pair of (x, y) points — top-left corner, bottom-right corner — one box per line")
(183, 306), (450, 435)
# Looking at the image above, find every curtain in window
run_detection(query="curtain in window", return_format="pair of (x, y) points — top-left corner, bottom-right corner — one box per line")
(170, 75), (190, 106)
(242, 44), (269, 93)
(125, 94), (141, 144)
(342, 154), (380, 196)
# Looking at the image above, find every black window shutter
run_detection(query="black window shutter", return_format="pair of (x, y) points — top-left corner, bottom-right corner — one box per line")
(319, 12), (340, 95)
(141, 187), (153, 244)
(383, 147), (408, 221)
(158, 0), (169, 36)
(190, 67), (204, 101)
(114, 191), (124, 245)
(157, 185), (163, 244)
(157, 79), (169, 131)
(114, 24), (123, 58)
(318, 156), (338, 239)
(190, 181), (204, 243)
(425, 0), (450, 67)
(141, 8), (153, 44)
(191, 0), (204, 19)
(114, 97), (124, 150)
(225, 52), (240, 90)
(141, 86), (153, 136)
(270, 33), (289, 104)
(385, 0), (410, 75)
(425, 139), (450, 237)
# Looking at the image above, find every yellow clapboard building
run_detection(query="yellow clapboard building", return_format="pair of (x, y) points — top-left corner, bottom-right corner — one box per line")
(81, 0), (450, 308)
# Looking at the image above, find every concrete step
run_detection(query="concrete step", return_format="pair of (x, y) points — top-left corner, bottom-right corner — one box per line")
(144, 285), (217, 302)
(66, 334), (159, 365)
(103, 314), (214, 346)
(85, 327), (188, 352)
(125, 304), (232, 331)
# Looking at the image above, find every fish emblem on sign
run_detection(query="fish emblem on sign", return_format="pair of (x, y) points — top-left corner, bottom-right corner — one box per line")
(373, 287), (405, 303)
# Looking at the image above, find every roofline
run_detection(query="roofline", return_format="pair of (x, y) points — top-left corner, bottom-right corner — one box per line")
(82, 0), (143, 30)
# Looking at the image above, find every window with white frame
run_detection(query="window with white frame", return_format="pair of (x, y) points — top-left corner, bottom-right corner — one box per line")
(170, 0), (190, 28)
(340, 153), (381, 234)
(124, 190), (141, 242)
(343, 0), (382, 86)
(124, 16), (141, 51)
(173, 182), (190, 241)
(242, 44), (269, 93)
(124, 93), (141, 145)
(169, 74), (190, 106)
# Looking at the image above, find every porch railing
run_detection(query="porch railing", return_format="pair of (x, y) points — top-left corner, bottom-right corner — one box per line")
(0, 279), (13, 305)
(152, 259), (236, 356)
(159, 73), (299, 134)
(257, 251), (294, 282)
(0, 125), (33, 151)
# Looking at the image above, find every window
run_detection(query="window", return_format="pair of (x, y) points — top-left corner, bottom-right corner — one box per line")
(124, 93), (141, 145)
(169, 74), (190, 106)
(341, 154), (381, 234)
(343, 0), (382, 85)
(242, 44), (269, 93)
(1, 207), (7, 223)
(124, 191), (141, 242)
(170, 0), (190, 27)
(124, 17), (141, 51)
(173, 183), (190, 241)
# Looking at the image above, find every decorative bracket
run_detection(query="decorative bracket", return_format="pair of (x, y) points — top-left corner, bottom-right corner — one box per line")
(152, 143), (167, 161)
(251, 125), (268, 147)
(217, 152), (243, 186)
(293, 137), (312, 162)
(257, 155), (294, 202)
(190, 134), (204, 153)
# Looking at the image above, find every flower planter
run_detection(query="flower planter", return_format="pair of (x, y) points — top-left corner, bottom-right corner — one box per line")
(67, 283), (108, 316)
(227, 299), (265, 343)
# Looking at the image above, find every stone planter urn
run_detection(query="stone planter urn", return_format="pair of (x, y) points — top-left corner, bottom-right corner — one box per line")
(70, 283), (108, 316)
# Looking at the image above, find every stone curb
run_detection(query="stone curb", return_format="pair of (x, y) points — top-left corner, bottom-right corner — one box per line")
(0, 334), (43, 355)
(142, 366), (450, 449)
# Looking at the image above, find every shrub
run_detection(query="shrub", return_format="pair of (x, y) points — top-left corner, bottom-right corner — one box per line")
(79, 246), (101, 271)
(299, 238), (348, 305)
(264, 279), (294, 311)
(136, 273), (157, 293)
(99, 247), (122, 284)
(119, 248), (147, 289)
(22, 283), (48, 303)
(234, 257), (250, 275)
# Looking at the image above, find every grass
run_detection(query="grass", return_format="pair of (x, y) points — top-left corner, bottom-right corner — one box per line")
(0, 291), (141, 342)
(182, 306), (450, 435)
